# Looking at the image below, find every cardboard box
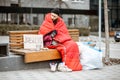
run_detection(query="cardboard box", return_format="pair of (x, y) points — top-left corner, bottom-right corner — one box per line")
(23, 34), (43, 50)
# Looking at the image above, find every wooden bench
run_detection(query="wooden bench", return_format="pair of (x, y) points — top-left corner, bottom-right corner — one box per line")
(8, 29), (79, 63)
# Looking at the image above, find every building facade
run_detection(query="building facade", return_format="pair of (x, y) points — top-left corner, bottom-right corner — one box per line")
(0, 0), (90, 28)
(90, 0), (120, 31)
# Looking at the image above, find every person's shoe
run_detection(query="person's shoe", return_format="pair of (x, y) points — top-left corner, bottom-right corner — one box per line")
(58, 62), (72, 72)
(49, 62), (57, 72)
(64, 65), (72, 72)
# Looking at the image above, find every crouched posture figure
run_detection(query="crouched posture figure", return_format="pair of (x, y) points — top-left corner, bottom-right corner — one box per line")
(38, 8), (82, 71)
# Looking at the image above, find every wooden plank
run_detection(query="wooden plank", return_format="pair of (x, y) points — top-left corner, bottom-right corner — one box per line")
(10, 49), (44, 55)
(9, 34), (24, 37)
(10, 47), (23, 49)
(72, 38), (79, 42)
(9, 36), (23, 40)
(9, 43), (23, 46)
(8, 30), (38, 34)
(69, 32), (79, 35)
(10, 49), (25, 55)
(9, 33), (38, 37)
(9, 36), (23, 43)
(9, 29), (79, 34)
(70, 35), (79, 36)
(24, 49), (61, 63)
(71, 35), (79, 41)
(9, 29), (79, 35)
(10, 49), (61, 63)
(9, 43), (23, 49)
(10, 39), (23, 43)
(68, 29), (79, 32)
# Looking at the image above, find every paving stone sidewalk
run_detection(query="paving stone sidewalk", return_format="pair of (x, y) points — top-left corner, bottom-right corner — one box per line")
(0, 65), (120, 80)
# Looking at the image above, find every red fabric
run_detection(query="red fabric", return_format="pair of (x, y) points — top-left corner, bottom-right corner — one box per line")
(38, 13), (82, 71)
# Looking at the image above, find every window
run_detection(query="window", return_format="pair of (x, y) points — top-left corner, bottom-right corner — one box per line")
(71, 0), (84, 3)
(68, 18), (72, 26)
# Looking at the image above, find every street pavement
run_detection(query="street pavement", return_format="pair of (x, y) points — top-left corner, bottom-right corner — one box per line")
(0, 64), (120, 80)
(0, 35), (120, 80)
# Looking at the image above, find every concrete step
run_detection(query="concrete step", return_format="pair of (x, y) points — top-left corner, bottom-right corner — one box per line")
(0, 52), (61, 71)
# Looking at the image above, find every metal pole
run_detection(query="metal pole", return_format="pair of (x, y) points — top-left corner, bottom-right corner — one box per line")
(17, 14), (19, 25)
(98, 0), (102, 51)
(17, 0), (21, 25)
(31, 0), (33, 26)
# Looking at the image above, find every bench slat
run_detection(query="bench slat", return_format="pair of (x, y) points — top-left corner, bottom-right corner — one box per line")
(10, 49), (61, 63)
(8, 30), (38, 34)
(9, 37), (23, 40)
(69, 31), (79, 35)
(24, 49), (61, 63)
(9, 43), (23, 49)
(10, 39), (23, 43)
(10, 49), (25, 55)
(10, 33), (38, 37)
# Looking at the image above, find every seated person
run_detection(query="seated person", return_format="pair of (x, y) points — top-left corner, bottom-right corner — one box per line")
(38, 8), (82, 71)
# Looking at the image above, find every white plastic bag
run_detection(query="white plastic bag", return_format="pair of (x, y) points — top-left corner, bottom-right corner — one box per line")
(77, 42), (103, 70)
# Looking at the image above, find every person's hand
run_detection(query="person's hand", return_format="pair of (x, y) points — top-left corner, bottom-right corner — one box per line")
(51, 30), (57, 38)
